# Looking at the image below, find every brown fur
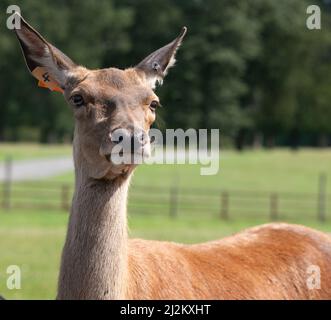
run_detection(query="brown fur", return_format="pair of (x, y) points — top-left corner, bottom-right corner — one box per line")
(14, 15), (331, 300)
(127, 224), (331, 299)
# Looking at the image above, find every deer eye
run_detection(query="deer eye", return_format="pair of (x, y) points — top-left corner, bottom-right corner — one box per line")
(149, 100), (160, 112)
(71, 94), (85, 107)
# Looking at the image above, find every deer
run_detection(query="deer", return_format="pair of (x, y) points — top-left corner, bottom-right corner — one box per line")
(13, 13), (331, 300)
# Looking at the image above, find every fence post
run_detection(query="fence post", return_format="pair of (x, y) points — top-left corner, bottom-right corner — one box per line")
(317, 173), (327, 222)
(2, 156), (13, 210)
(220, 191), (229, 220)
(169, 186), (178, 218)
(61, 184), (70, 212)
(270, 193), (278, 221)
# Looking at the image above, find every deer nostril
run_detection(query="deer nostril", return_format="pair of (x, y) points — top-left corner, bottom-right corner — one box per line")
(112, 135), (124, 144)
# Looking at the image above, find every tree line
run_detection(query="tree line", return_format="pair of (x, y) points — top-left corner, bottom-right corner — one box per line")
(1, 0), (331, 149)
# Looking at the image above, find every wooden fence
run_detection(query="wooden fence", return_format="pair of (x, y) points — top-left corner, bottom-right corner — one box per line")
(0, 179), (329, 222)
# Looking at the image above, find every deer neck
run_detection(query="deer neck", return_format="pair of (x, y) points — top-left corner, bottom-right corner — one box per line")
(57, 140), (130, 300)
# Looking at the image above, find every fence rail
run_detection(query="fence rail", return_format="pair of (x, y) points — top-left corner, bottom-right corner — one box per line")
(0, 180), (330, 222)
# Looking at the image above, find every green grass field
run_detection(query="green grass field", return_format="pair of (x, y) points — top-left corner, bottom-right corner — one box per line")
(0, 145), (330, 299)
(0, 143), (71, 162)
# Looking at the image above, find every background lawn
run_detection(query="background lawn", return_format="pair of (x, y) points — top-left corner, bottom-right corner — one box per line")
(0, 143), (72, 162)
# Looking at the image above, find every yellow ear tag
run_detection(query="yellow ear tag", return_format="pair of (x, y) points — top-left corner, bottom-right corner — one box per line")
(31, 67), (64, 93)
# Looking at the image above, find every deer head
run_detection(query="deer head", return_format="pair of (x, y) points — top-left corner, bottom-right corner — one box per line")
(14, 13), (186, 180)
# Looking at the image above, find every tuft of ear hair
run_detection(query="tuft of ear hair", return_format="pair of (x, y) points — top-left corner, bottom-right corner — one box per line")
(135, 27), (187, 89)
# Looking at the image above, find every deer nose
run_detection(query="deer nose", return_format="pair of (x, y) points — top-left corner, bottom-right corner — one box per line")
(113, 135), (123, 145)
(110, 128), (148, 152)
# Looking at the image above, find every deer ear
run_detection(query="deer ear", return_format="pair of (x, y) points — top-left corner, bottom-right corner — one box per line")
(135, 27), (187, 89)
(13, 13), (76, 92)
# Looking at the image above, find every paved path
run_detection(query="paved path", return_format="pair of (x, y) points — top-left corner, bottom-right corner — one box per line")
(0, 157), (74, 182)
(0, 147), (219, 182)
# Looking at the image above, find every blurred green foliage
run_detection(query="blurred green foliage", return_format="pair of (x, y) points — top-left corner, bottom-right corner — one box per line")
(0, 0), (331, 147)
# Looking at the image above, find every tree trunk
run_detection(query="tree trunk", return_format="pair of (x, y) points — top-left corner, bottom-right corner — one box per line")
(265, 134), (275, 148)
(252, 132), (263, 149)
(235, 129), (246, 151)
(0, 126), (5, 142)
(289, 128), (300, 150)
(317, 133), (329, 148)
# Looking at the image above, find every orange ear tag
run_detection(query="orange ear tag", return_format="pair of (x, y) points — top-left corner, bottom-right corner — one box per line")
(31, 67), (64, 93)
